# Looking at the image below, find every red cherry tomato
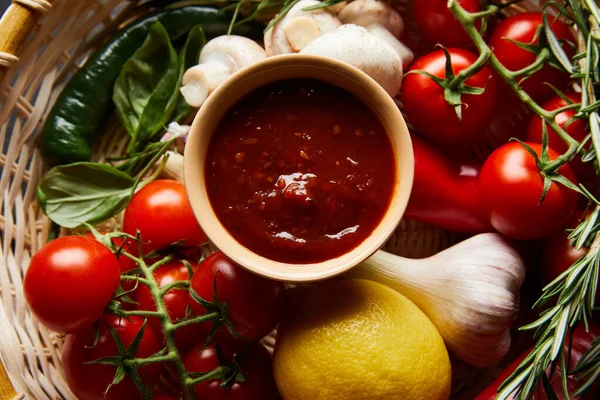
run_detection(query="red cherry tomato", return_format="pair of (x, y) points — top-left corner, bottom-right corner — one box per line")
(123, 180), (207, 254)
(182, 343), (280, 400)
(414, 0), (482, 48)
(24, 236), (120, 333)
(62, 314), (163, 400)
(526, 93), (593, 181)
(134, 259), (201, 352)
(489, 12), (575, 101)
(542, 210), (598, 302)
(480, 142), (578, 240)
(401, 48), (497, 143)
(189, 252), (284, 342)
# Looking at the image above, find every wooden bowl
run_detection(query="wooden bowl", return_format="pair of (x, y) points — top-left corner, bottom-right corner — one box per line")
(184, 54), (413, 282)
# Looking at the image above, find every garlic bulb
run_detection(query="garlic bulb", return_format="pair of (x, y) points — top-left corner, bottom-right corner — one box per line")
(348, 233), (526, 367)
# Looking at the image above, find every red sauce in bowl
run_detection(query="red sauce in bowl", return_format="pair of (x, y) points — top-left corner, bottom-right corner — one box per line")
(205, 79), (396, 264)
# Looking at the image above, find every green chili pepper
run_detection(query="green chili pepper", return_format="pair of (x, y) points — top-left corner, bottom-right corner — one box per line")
(40, 6), (263, 165)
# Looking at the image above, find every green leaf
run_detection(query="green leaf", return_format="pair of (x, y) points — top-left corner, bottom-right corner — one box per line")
(37, 163), (136, 228)
(172, 25), (206, 123)
(113, 22), (179, 153)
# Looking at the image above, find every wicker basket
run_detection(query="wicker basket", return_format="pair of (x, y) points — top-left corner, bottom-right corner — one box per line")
(0, 0), (545, 399)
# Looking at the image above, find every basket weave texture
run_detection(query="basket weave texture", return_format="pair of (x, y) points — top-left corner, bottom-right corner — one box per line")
(0, 0), (542, 399)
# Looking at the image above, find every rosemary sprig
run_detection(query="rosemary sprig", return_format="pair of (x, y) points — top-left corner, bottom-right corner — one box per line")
(448, 0), (600, 398)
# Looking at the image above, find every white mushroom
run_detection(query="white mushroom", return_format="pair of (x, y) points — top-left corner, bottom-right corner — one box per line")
(300, 24), (403, 96)
(264, 0), (341, 56)
(338, 0), (413, 68)
(180, 35), (267, 107)
(328, 1), (347, 14)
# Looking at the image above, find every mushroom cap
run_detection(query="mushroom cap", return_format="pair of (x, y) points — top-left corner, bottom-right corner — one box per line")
(338, 0), (404, 38)
(300, 24), (403, 96)
(264, 0), (341, 56)
(199, 35), (267, 71)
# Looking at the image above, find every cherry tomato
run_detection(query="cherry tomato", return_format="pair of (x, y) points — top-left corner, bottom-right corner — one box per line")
(182, 343), (280, 400)
(189, 252), (284, 342)
(542, 210), (598, 302)
(134, 259), (201, 352)
(62, 314), (163, 400)
(123, 180), (207, 254)
(489, 12), (575, 101)
(414, 0), (482, 48)
(526, 93), (593, 181)
(401, 48), (497, 143)
(24, 236), (120, 333)
(479, 142), (578, 240)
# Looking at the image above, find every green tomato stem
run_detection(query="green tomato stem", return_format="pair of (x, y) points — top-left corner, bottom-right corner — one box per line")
(121, 310), (163, 318)
(169, 312), (220, 332)
(159, 280), (190, 295)
(187, 366), (226, 386)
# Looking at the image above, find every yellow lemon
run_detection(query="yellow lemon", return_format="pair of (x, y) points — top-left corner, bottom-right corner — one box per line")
(273, 279), (451, 400)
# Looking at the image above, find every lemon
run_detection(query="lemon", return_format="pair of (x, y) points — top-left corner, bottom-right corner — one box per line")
(272, 279), (451, 400)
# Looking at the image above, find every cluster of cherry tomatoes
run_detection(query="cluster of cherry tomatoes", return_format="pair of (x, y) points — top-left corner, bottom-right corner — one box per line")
(402, 1), (587, 243)
(24, 180), (284, 399)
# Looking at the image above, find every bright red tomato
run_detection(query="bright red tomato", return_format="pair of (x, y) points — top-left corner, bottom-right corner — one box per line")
(123, 180), (207, 254)
(24, 236), (120, 333)
(542, 210), (598, 302)
(134, 259), (201, 352)
(62, 314), (163, 400)
(526, 93), (593, 181)
(414, 0), (481, 48)
(189, 252), (284, 342)
(182, 343), (280, 400)
(489, 12), (575, 101)
(479, 142), (578, 240)
(401, 48), (497, 143)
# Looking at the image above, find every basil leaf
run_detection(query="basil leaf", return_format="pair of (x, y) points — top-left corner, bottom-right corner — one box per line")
(36, 163), (136, 228)
(113, 22), (179, 153)
(173, 25), (206, 122)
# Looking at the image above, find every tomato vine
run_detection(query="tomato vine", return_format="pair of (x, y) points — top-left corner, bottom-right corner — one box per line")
(90, 229), (224, 400)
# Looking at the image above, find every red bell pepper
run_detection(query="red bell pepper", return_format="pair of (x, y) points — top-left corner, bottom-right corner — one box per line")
(475, 323), (600, 399)
(405, 134), (492, 233)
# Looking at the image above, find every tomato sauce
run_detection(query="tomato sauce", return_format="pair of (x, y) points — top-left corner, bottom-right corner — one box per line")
(205, 79), (396, 264)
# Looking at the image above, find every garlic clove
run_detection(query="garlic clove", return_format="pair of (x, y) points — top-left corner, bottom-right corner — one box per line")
(284, 17), (322, 52)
